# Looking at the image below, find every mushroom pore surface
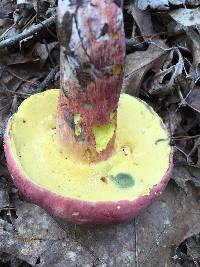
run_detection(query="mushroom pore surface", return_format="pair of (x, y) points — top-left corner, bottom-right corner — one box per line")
(6, 89), (171, 202)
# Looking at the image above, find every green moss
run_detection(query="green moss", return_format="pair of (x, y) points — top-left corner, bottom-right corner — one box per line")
(111, 173), (135, 189)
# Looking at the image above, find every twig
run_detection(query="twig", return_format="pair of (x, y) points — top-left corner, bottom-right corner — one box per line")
(0, 207), (16, 211)
(0, 80), (31, 97)
(21, 14), (37, 32)
(0, 15), (56, 49)
(0, 102), (11, 112)
(7, 69), (38, 86)
(126, 38), (147, 50)
(134, 218), (139, 267)
(126, 38), (175, 52)
(0, 23), (16, 40)
(175, 88), (192, 112)
(171, 134), (200, 140)
(174, 161), (197, 167)
(37, 17), (58, 39)
(148, 40), (174, 52)
(35, 66), (59, 93)
(5, 89), (31, 97)
(174, 145), (189, 159)
(187, 137), (200, 161)
(195, 76), (200, 84)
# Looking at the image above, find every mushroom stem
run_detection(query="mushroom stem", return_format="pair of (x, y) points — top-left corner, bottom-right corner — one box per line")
(57, 0), (125, 162)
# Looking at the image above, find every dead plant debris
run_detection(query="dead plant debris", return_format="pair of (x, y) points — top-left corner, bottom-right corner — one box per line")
(0, 0), (200, 266)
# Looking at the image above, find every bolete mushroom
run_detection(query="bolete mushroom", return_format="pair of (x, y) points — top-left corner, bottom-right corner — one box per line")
(4, 0), (173, 225)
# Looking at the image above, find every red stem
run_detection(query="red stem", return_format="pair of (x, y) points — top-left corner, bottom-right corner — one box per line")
(57, 0), (125, 162)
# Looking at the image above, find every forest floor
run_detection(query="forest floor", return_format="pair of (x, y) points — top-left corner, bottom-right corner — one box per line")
(0, 0), (200, 266)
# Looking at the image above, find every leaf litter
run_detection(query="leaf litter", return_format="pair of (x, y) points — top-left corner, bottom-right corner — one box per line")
(0, 0), (200, 266)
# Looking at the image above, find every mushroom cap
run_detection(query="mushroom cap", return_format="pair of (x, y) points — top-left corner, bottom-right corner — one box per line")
(4, 90), (173, 225)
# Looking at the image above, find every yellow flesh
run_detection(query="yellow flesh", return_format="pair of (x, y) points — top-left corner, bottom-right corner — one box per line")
(92, 123), (115, 153)
(9, 90), (171, 202)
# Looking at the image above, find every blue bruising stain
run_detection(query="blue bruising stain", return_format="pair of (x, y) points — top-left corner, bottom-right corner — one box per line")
(111, 173), (135, 189)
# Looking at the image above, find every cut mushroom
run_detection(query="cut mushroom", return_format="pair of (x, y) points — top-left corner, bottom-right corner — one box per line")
(4, 0), (173, 225)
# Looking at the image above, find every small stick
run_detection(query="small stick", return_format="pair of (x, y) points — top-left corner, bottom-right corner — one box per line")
(35, 66), (59, 93)
(171, 134), (200, 140)
(5, 89), (31, 97)
(0, 15), (56, 49)
(134, 218), (139, 267)
(0, 23), (16, 40)
(7, 69), (38, 86)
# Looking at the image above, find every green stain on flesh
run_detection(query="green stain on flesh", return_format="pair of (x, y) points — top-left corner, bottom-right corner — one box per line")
(140, 111), (145, 118)
(83, 102), (92, 110)
(8, 131), (12, 138)
(92, 123), (115, 153)
(111, 173), (135, 189)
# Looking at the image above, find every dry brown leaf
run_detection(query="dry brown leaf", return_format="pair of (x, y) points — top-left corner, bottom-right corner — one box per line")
(170, 7), (200, 27)
(149, 49), (184, 95)
(138, 0), (186, 10)
(173, 164), (200, 189)
(164, 105), (182, 134)
(176, 234), (200, 266)
(187, 87), (200, 113)
(123, 44), (167, 96)
(33, 41), (58, 67)
(128, 3), (154, 38)
(0, 179), (200, 266)
(186, 28), (200, 69)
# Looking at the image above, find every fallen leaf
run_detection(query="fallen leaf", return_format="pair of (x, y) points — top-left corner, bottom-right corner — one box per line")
(173, 163), (200, 190)
(185, 28), (200, 69)
(138, 0), (186, 11)
(170, 7), (200, 27)
(128, 3), (154, 38)
(0, 0), (13, 19)
(187, 87), (200, 113)
(123, 44), (167, 95)
(186, 0), (200, 5)
(33, 41), (58, 67)
(149, 49), (184, 95)
(17, 0), (52, 17)
(164, 105), (182, 134)
(0, 179), (200, 266)
(176, 233), (200, 266)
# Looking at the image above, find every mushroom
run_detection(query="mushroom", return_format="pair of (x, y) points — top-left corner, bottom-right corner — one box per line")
(4, 0), (173, 225)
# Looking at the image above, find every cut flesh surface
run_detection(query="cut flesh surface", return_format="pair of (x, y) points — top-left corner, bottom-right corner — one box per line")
(8, 90), (171, 202)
